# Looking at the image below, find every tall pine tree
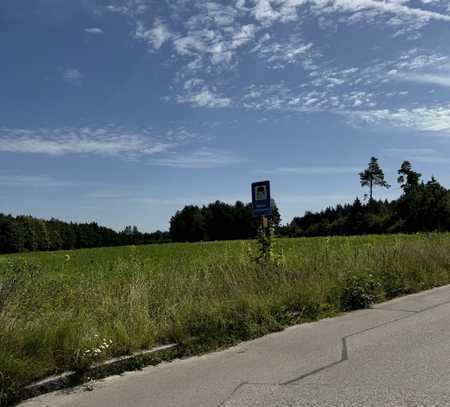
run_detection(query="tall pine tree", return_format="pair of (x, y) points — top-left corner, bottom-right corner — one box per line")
(359, 157), (390, 201)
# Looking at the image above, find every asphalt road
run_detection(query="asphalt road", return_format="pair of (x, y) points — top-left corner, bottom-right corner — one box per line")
(20, 285), (450, 407)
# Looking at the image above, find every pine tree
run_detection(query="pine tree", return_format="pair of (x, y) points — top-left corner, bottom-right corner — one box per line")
(397, 160), (421, 195)
(359, 157), (390, 201)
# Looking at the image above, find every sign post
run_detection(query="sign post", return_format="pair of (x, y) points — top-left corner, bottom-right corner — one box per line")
(262, 215), (268, 228)
(251, 180), (274, 263)
(252, 180), (273, 231)
(251, 180), (273, 218)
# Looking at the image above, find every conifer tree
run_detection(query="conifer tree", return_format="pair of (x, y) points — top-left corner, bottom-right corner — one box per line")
(359, 157), (390, 201)
(397, 160), (421, 195)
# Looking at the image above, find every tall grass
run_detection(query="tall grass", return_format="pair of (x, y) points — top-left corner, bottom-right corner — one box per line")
(1, 234), (450, 404)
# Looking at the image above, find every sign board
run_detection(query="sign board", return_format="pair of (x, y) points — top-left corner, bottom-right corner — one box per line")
(251, 180), (273, 217)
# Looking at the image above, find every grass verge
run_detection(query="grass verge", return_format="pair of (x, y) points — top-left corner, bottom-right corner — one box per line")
(1, 234), (450, 405)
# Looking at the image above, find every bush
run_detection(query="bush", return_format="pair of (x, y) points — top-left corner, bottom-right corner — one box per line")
(341, 272), (383, 310)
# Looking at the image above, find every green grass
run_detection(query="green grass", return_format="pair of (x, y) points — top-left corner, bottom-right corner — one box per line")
(2, 234), (450, 404)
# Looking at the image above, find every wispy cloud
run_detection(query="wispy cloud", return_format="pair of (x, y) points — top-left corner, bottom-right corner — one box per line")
(87, 191), (128, 199)
(0, 127), (177, 158)
(84, 27), (104, 35)
(384, 148), (438, 156)
(134, 19), (172, 49)
(130, 194), (246, 207)
(242, 82), (376, 112)
(259, 167), (361, 175)
(105, 0), (149, 17)
(349, 105), (450, 133)
(240, 48), (450, 113)
(253, 38), (314, 69)
(63, 68), (82, 82)
(0, 174), (92, 188)
(278, 193), (359, 205)
(105, 0), (450, 113)
(176, 80), (231, 108)
(384, 147), (450, 164)
(151, 148), (244, 168)
(400, 73), (450, 88)
(278, 190), (400, 206)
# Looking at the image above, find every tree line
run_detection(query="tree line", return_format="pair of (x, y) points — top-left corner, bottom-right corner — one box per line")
(2, 157), (450, 253)
(169, 200), (281, 242)
(287, 158), (450, 237)
(0, 215), (169, 254)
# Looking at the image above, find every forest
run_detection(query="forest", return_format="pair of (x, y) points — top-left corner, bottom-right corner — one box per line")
(1, 158), (450, 253)
(0, 216), (169, 254)
(170, 158), (450, 240)
(287, 159), (450, 237)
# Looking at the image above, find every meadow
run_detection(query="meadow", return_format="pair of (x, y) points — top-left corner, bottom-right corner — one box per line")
(2, 234), (450, 404)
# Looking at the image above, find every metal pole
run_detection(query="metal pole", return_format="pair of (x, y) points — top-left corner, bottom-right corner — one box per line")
(262, 215), (268, 228)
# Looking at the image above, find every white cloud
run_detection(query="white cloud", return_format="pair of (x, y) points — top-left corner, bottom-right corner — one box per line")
(251, 0), (282, 25)
(384, 147), (438, 156)
(400, 73), (450, 88)
(278, 193), (359, 204)
(239, 47), (450, 114)
(314, 0), (450, 29)
(172, 23), (257, 69)
(408, 155), (450, 164)
(349, 105), (450, 132)
(177, 82), (231, 108)
(259, 166), (361, 175)
(111, 0), (450, 71)
(242, 82), (377, 112)
(398, 52), (448, 70)
(63, 68), (82, 82)
(384, 147), (450, 163)
(105, 0), (149, 17)
(107, 0), (450, 32)
(151, 148), (244, 168)
(84, 27), (104, 35)
(0, 174), (90, 188)
(231, 24), (257, 48)
(247, 0), (450, 33)
(0, 127), (177, 158)
(253, 38), (314, 69)
(100, 1), (450, 112)
(135, 19), (172, 49)
(131, 194), (246, 206)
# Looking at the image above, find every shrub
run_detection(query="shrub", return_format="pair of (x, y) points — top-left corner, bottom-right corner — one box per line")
(341, 272), (383, 310)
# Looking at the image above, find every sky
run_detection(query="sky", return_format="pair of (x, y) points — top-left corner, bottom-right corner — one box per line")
(1, 0), (450, 232)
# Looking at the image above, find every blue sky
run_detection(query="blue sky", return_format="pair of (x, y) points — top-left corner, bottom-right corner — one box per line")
(1, 0), (450, 231)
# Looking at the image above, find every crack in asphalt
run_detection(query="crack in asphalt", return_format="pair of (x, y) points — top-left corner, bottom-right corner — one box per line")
(283, 298), (450, 386)
(217, 297), (450, 405)
(281, 337), (349, 386)
(217, 382), (262, 407)
(280, 301), (450, 386)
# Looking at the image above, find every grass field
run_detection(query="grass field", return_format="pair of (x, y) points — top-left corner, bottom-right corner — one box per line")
(2, 234), (450, 404)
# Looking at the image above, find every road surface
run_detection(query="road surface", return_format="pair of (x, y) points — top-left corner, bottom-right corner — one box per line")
(20, 284), (450, 406)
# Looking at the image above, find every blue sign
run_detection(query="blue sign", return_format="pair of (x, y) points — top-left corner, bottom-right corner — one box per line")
(251, 180), (273, 217)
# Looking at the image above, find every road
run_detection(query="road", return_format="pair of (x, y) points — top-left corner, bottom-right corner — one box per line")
(20, 285), (450, 407)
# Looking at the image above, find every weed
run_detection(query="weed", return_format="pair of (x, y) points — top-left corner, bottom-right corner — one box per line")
(1, 234), (450, 405)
